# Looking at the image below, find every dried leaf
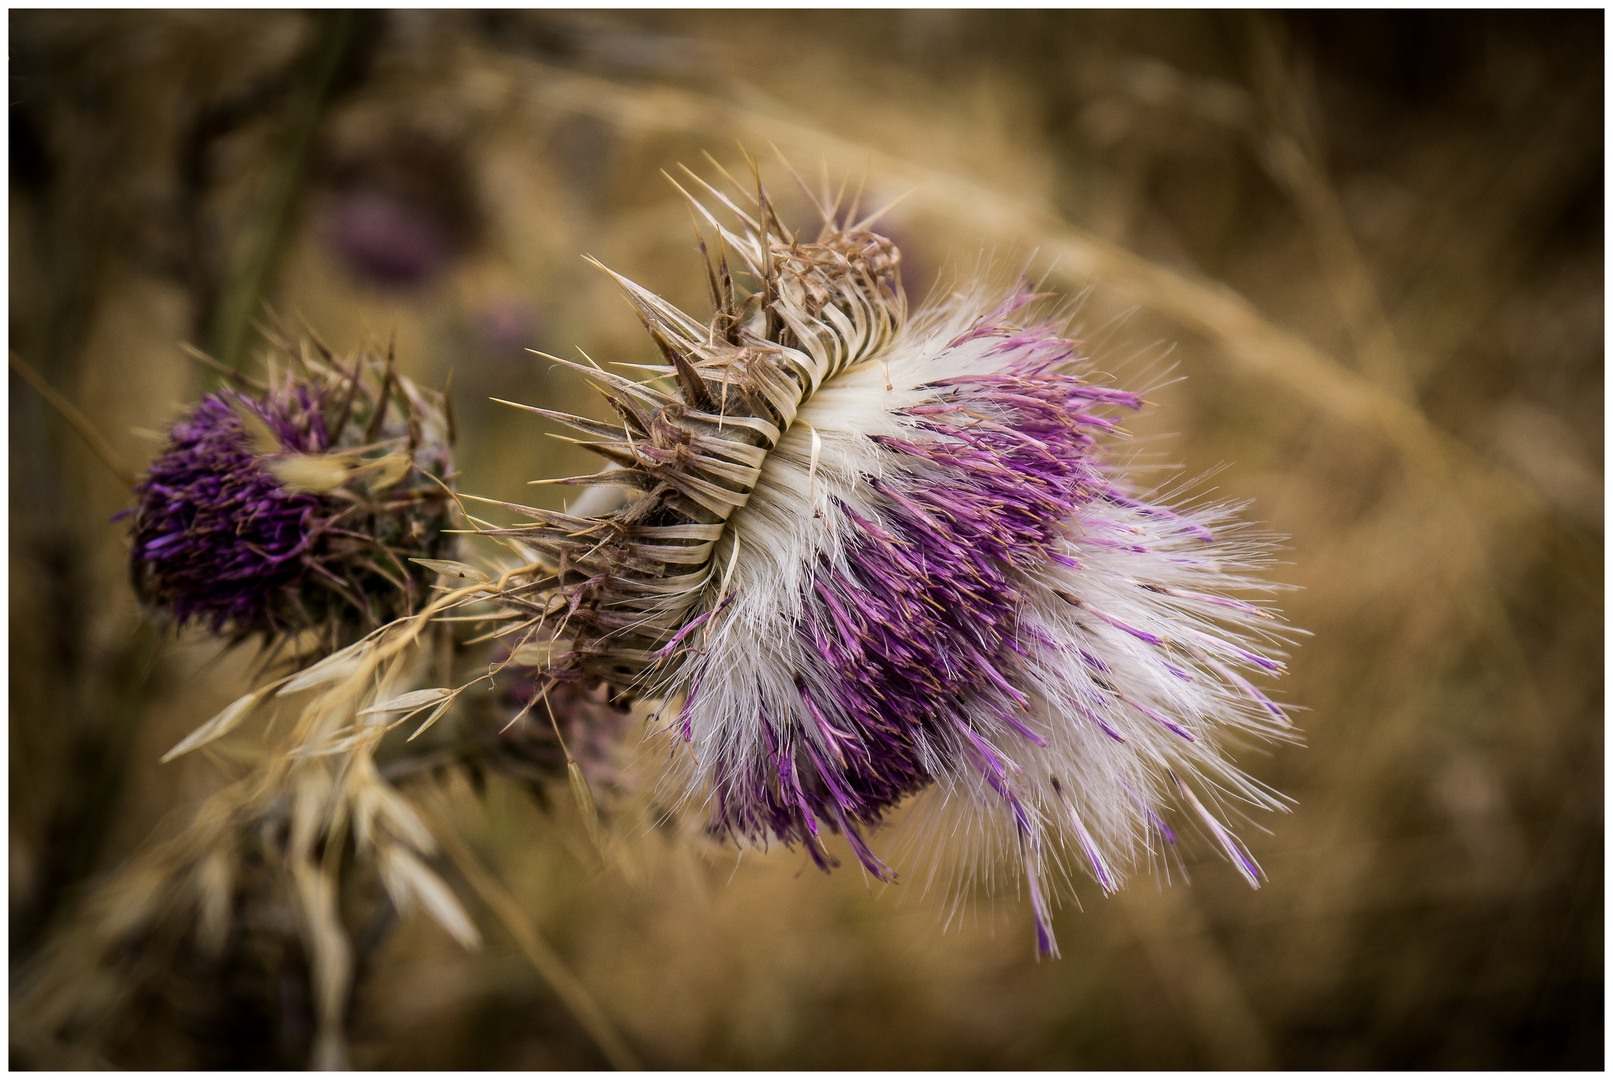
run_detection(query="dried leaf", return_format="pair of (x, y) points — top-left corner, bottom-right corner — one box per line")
(510, 637), (573, 667)
(269, 452), (356, 493)
(282, 650), (364, 695)
(358, 687), (453, 717)
(228, 397), (283, 455)
(193, 849), (235, 957)
(381, 847), (481, 949)
(311, 1032), (349, 1073)
(406, 694), (458, 740)
(96, 864), (169, 942)
(410, 558), (490, 582)
(294, 863), (353, 1037)
(291, 732), (371, 758)
(364, 451), (414, 490)
(162, 687), (271, 762)
(568, 760), (605, 856)
(374, 785), (436, 853)
(289, 769), (335, 861)
(353, 788), (379, 854)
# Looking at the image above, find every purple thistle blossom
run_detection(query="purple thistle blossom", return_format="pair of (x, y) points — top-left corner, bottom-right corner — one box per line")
(705, 355), (1144, 865)
(492, 164), (1297, 957)
(129, 345), (456, 645)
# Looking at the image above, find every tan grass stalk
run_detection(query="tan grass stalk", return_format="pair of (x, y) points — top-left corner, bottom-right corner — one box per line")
(420, 787), (645, 1071)
(9, 350), (138, 489)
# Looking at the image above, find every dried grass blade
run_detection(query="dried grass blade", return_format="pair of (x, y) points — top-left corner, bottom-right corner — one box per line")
(282, 649), (365, 695)
(406, 694), (459, 741)
(421, 792), (642, 1070)
(293, 862), (352, 1071)
(358, 687), (453, 717)
(380, 846), (481, 949)
(162, 686), (272, 762)
(410, 558), (491, 582)
(568, 760), (606, 857)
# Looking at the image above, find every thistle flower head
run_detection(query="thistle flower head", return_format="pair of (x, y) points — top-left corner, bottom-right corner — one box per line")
(129, 340), (456, 646)
(496, 160), (1297, 956)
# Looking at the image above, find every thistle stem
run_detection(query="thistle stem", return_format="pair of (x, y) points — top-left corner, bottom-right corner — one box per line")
(9, 351), (137, 489)
(207, 10), (356, 373)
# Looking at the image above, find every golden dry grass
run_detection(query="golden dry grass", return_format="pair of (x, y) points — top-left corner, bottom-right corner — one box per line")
(10, 10), (1602, 1069)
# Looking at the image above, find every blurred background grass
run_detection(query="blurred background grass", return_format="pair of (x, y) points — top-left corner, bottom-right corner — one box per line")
(9, 9), (1602, 1069)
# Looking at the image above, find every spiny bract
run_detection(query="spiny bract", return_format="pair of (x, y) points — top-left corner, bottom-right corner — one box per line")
(493, 160), (1296, 956)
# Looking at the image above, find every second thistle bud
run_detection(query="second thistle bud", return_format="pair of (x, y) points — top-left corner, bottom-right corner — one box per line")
(128, 340), (456, 646)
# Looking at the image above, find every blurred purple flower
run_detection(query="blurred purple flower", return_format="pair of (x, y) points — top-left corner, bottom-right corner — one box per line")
(323, 189), (459, 289)
(317, 125), (481, 291)
(131, 389), (327, 634)
(484, 661), (633, 793)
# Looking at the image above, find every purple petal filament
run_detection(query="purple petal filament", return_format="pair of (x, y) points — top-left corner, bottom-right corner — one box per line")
(130, 390), (330, 634)
(698, 342), (1162, 882)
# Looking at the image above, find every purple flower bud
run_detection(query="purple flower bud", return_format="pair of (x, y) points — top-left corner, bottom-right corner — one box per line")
(472, 294), (544, 361)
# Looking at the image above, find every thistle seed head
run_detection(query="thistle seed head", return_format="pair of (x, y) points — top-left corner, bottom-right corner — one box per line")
(494, 160), (1298, 957)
